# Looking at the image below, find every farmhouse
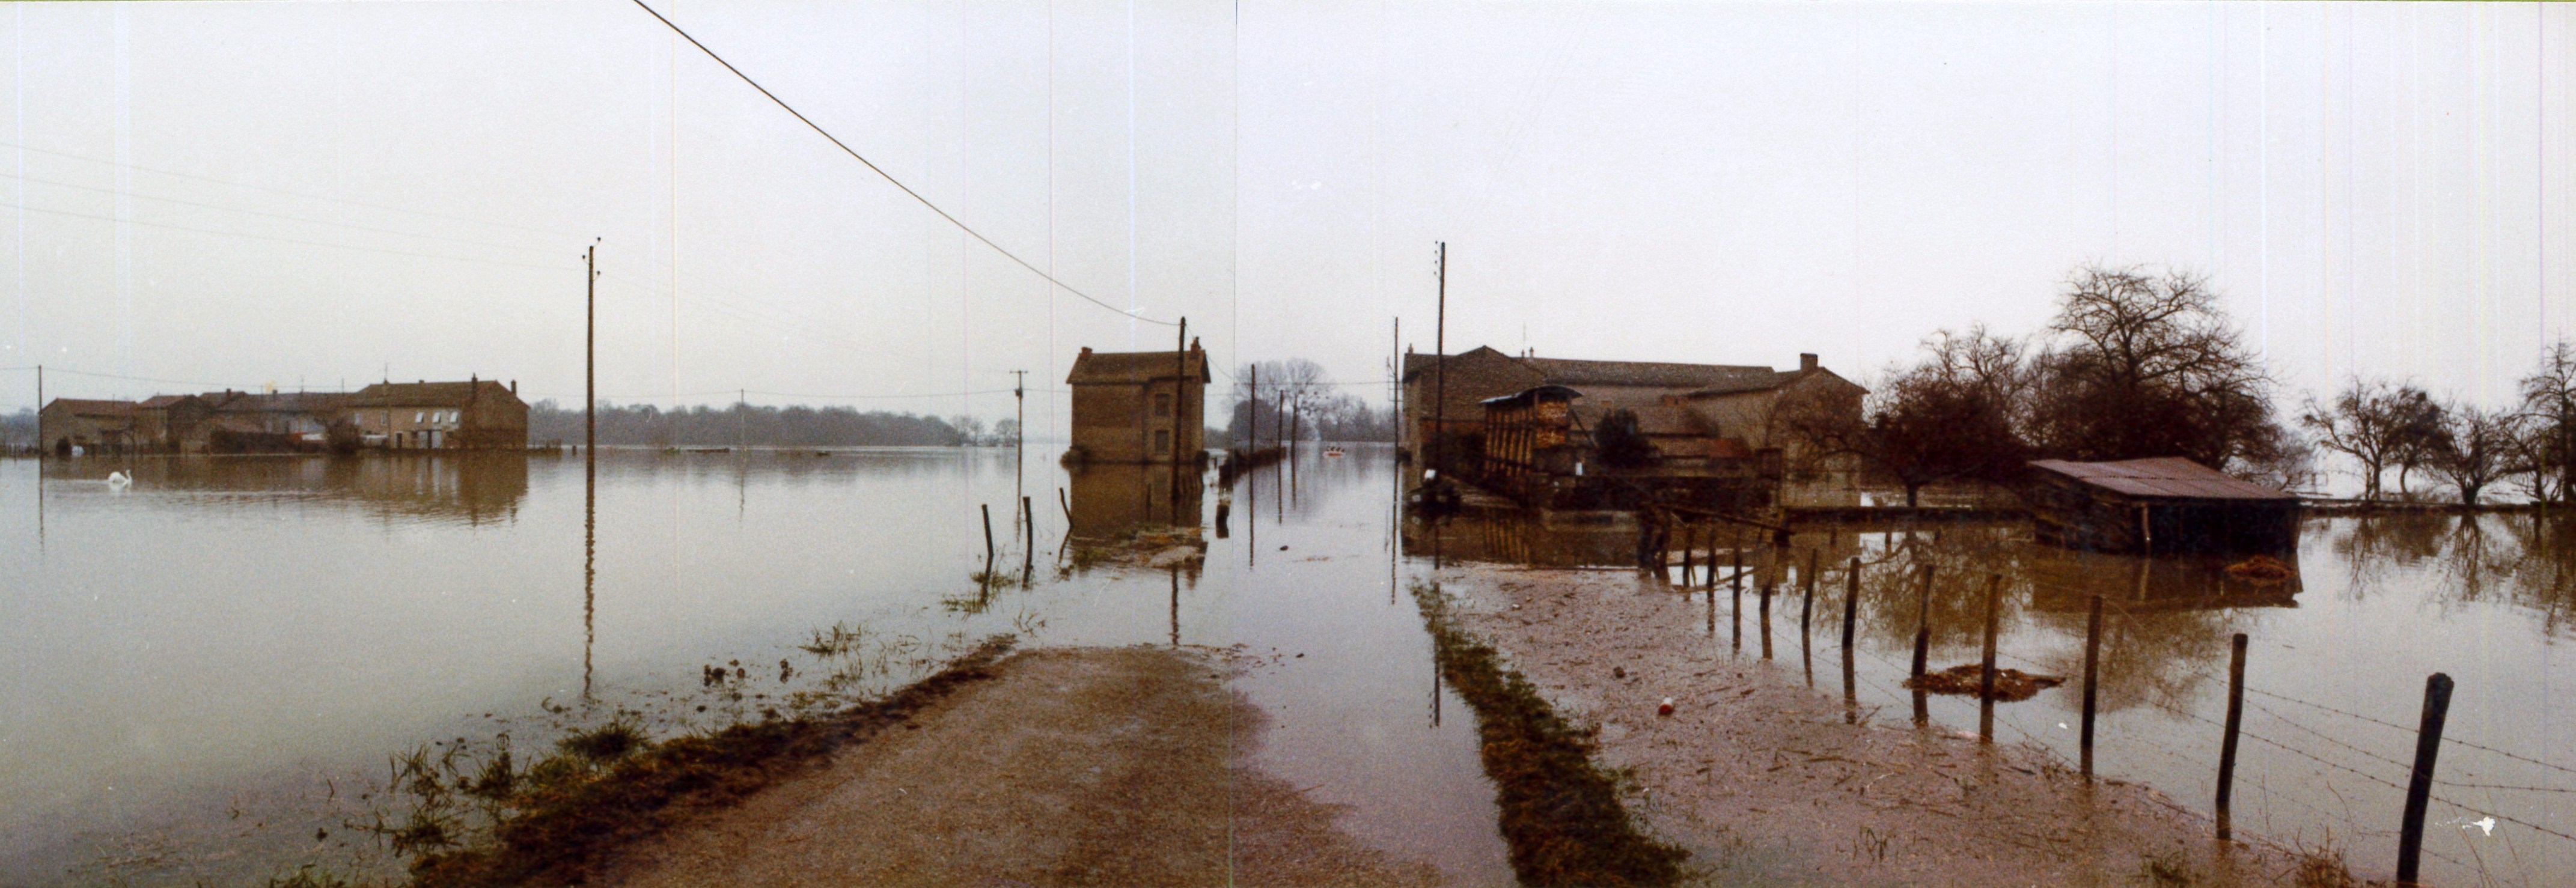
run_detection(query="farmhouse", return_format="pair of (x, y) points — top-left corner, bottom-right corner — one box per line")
(1403, 347), (1866, 505)
(1065, 342), (1209, 464)
(2022, 457), (2300, 555)
(37, 398), (139, 454)
(344, 379), (530, 450)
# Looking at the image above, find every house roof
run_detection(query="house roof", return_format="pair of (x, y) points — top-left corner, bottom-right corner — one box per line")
(351, 380), (520, 409)
(2028, 457), (2298, 502)
(1521, 356), (1778, 389)
(46, 398), (135, 419)
(203, 391), (353, 412)
(138, 394), (201, 409)
(1065, 347), (1212, 385)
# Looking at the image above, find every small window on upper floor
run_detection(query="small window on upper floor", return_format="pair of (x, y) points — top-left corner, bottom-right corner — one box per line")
(1154, 393), (1172, 418)
(414, 412), (424, 423)
(1155, 429), (1171, 452)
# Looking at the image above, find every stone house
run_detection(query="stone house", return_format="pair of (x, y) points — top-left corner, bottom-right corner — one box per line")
(1403, 348), (1867, 505)
(344, 379), (530, 450)
(1065, 343), (1209, 464)
(135, 394), (216, 453)
(37, 398), (139, 454)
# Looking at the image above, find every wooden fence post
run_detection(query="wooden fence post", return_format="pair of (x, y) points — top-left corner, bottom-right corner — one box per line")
(981, 503), (997, 580)
(1911, 563), (1934, 726)
(1759, 580), (1774, 660)
(1841, 557), (1859, 654)
(2394, 672), (2456, 887)
(1732, 547), (1744, 654)
(1978, 573), (2000, 744)
(2081, 594), (2102, 780)
(1021, 496), (1036, 577)
(2215, 633), (2248, 842)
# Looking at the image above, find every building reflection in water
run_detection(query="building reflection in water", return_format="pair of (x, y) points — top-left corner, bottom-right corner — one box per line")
(50, 452), (533, 525)
(1064, 461), (1204, 543)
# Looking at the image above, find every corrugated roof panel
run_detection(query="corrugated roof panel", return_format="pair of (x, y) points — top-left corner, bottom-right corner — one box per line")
(2029, 457), (2296, 501)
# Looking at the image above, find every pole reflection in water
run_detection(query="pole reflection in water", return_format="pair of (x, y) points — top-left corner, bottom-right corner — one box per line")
(583, 448), (597, 703)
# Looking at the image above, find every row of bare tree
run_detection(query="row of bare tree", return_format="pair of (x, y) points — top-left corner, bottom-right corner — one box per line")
(1220, 357), (1398, 446)
(1782, 263), (2307, 506)
(2300, 344), (2576, 506)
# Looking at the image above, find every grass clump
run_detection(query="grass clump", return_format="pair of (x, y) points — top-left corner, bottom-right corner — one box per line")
(376, 635), (1017, 887)
(1411, 581), (1687, 887)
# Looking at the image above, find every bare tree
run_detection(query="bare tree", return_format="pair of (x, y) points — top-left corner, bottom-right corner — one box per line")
(2027, 264), (2286, 473)
(2516, 341), (2576, 505)
(2428, 403), (2516, 506)
(2301, 378), (2441, 501)
(1782, 328), (2029, 506)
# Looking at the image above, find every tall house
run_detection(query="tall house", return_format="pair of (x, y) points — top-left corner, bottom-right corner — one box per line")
(1066, 342), (1209, 464)
(346, 378), (530, 450)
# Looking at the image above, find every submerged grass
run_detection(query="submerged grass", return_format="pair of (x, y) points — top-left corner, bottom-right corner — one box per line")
(389, 634), (1018, 888)
(1410, 581), (1688, 887)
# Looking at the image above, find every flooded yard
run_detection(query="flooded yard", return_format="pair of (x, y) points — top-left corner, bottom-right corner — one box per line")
(1413, 511), (2576, 887)
(0, 446), (1504, 887)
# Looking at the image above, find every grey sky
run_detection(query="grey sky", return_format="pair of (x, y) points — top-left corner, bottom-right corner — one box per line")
(1, 1), (2567, 441)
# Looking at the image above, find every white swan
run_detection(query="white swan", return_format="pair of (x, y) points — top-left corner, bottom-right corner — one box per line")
(106, 471), (132, 490)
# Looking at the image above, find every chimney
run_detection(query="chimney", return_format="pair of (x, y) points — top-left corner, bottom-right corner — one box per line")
(1799, 353), (1818, 373)
(510, 380), (517, 395)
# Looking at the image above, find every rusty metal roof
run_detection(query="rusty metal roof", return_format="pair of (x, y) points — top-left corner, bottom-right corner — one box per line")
(2028, 457), (2297, 501)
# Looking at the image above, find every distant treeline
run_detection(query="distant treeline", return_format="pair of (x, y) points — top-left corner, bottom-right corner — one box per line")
(1215, 358), (1399, 448)
(530, 401), (1012, 448)
(0, 409), (30, 447)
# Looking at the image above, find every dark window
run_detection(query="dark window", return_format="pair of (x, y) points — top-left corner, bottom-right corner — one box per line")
(1154, 393), (1173, 418)
(1155, 430), (1171, 452)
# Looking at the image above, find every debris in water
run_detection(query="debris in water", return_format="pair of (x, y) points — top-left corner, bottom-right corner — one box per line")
(1902, 664), (2065, 702)
(1613, 666), (1626, 680)
(2226, 555), (2294, 585)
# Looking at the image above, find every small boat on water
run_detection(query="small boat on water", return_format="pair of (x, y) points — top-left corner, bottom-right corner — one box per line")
(1323, 447), (1346, 458)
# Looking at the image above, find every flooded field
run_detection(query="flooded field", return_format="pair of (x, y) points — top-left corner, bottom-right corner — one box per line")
(1413, 511), (2576, 887)
(0, 446), (1506, 887)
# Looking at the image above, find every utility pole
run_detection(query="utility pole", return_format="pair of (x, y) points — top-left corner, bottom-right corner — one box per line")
(585, 241), (599, 475)
(738, 389), (746, 452)
(1172, 317), (1186, 526)
(1432, 241), (1447, 485)
(1012, 368), (1027, 529)
(33, 363), (41, 456)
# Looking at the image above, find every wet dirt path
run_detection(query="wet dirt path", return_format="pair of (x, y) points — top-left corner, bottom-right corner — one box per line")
(599, 645), (1439, 888)
(1435, 567), (2312, 888)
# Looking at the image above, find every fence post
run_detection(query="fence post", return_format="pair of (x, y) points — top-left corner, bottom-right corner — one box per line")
(2215, 633), (2248, 842)
(1977, 574), (2001, 743)
(1911, 563), (1934, 726)
(1841, 557), (1859, 654)
(981, 503), (997, 581)
(2081, 594), (2102, 780)
(1021, 496), (1036, 577)
(1732, 547), (1744, 654)
(1759, 581), (1774, 660)
(2394, 672), (2456, 887)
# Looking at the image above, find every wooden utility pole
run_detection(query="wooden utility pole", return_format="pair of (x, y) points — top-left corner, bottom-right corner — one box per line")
(1013, 368), (1027, 529)
(32, 364), (41, 455)
(738, 389), (747, 451)
(585, 241), (599, 475)
(1173, 317), (1186, 526)
(1431, 242), (1447, 483)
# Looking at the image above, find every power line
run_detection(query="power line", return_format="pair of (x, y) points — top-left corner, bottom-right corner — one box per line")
(0, 169), (564, 258)
(0, 199), (569, 273)
(621, 0), (1176, 328)
(0, 137), (582, 240)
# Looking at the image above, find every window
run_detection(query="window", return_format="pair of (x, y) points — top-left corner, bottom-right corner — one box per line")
(1153, 393), (1172, 418)
(414, 412), (424, 423)
(1154, 430), (1171, 452)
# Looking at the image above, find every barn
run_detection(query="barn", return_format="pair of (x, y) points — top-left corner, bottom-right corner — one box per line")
(2023, 457), (2301, 555)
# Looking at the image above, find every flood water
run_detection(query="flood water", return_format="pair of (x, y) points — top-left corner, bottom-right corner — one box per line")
(1414, 511), (2576, 887)
(0, 446), (1509, 887)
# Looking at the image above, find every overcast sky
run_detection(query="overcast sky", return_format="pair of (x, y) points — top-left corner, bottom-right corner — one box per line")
(0, 1), (2566, 440)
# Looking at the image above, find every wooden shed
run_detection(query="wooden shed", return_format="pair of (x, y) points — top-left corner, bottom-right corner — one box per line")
(2024, 457), (2300, 555)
